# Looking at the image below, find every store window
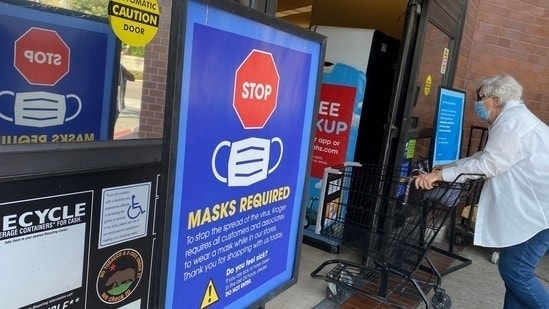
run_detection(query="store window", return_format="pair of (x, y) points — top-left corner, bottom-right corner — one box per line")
(1, 0), (150, 144)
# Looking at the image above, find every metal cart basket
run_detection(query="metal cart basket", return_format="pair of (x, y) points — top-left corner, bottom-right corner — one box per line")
(310, 163), (485, 308)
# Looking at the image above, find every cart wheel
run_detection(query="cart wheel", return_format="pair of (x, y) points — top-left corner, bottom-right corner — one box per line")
(490, 251), (500, 264)
(325, 283), (346, 304)
(453, 232), (462, 245)
(431, 291), (452, 309)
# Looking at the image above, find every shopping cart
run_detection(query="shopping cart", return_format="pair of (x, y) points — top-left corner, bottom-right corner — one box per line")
(310, 163), (485, 308)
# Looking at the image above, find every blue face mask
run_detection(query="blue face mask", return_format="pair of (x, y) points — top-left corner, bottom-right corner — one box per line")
(474, 101), (490, 121)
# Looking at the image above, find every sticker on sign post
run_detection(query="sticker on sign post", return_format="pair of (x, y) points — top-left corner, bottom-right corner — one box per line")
(108, 0), (160, 46)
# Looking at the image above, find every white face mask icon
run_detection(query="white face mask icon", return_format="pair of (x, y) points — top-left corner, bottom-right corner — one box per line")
(0, 90), (82, 127)
(212, 137), (284, 187)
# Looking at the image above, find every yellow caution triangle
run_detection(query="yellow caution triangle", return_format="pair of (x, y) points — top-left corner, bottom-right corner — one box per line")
(200, 278), (220, 308)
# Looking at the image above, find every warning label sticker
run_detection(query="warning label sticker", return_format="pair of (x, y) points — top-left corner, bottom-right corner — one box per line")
(200, 279), (219, 308)
(108, 0), (160, 46)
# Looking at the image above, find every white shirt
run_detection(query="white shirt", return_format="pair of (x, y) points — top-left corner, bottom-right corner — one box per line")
(441, 100), (549, 248)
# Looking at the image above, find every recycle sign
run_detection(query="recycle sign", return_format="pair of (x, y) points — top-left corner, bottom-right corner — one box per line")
(14, 27), (70, 86)
(233, 49), (280, 129)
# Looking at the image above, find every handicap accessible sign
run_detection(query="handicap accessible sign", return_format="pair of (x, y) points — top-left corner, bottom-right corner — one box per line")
(0, 4), (117, 143)
(164, 1), (322, 308)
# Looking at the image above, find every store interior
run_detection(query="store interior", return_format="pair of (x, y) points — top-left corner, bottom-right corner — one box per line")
(275, 0), (407, 39)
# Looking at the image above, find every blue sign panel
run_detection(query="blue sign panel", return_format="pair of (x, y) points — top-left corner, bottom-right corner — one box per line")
(162, 1), (324, 308)
(431, 86), (466, 168)
(0, 1), (118, 143)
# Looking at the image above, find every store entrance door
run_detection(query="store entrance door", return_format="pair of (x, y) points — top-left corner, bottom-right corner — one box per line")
(381, 0), (469, 166)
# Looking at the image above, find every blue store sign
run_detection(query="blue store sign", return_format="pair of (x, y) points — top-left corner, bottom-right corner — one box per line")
(160, 0), (325, 308)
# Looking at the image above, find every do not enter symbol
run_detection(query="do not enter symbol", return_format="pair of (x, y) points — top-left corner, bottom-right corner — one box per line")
(233, 49), (280, 129)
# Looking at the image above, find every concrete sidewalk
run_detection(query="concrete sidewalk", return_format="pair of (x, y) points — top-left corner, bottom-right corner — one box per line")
(113, 78), (142, 139)
(440, 245), (549, 309)
(266, 242), (549, 308)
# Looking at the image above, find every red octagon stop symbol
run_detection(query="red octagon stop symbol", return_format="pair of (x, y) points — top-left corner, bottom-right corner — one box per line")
(14, 27), (70, 86)
(233, 49), (280, 129)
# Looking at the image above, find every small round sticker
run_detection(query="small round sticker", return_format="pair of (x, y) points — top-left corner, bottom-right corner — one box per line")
(108, 0), (160, 46)
(97, 248), (143, 304)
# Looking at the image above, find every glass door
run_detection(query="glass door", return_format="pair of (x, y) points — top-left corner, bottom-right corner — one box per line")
(381, 0), (468, 166)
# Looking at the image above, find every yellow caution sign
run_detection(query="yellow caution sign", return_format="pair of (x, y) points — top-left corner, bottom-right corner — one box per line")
(424, 74), (432, 96)
(108, 0), (160, 46)
(200, 279), (220, 308)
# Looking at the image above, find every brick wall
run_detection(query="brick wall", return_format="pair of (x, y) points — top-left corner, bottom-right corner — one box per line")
(139, 0), (172, 138)
(455, 0), (549, 155)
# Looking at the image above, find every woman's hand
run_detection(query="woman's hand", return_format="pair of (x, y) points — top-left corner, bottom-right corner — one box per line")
(414, 169), (442, 190)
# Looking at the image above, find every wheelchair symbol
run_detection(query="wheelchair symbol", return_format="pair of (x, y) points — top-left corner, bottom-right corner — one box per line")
(127, 194), (146, 219)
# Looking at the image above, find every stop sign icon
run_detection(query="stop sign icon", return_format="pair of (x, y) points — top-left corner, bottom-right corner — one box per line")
(233, 49), (279, 129)
(14, 27), (70, 86)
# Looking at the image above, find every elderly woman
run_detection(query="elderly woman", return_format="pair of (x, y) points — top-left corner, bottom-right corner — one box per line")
(415, 74), (549, 308)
